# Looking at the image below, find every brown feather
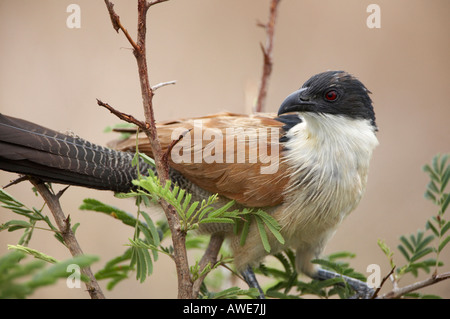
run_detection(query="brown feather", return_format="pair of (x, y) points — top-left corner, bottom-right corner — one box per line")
(109, 112), (290, 207)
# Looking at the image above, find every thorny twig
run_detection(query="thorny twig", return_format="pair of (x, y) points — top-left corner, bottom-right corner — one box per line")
(103, 0), (193, 298)
(30, 178), (105, 299)
(254, 0), (281, 113)
(379, 271), (450, 299)
(192, 234), (225, 298)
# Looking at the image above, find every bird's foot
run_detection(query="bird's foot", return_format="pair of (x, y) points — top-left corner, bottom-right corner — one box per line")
(315, 268), (375, 299)
(241, 265), (265, 299)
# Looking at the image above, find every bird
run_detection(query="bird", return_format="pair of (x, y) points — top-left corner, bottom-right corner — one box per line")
(0, 70), (379, 298)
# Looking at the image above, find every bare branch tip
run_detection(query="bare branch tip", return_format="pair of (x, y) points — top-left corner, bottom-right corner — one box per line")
(147, 0), (170, 9)
(104, 0), (121, 32)
(256, 20), (267, 29)
(151, 80), (177, 91)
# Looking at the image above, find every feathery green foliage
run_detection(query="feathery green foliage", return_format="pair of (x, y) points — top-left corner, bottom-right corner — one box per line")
(0, 250), (98, 298)
(377, 154), (449, 297)
(1, 154), (449, 298)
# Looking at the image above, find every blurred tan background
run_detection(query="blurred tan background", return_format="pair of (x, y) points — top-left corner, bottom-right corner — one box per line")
(0, 0), (449, 298)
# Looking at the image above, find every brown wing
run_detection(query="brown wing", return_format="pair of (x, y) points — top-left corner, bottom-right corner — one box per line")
(109, 112), (290, 207)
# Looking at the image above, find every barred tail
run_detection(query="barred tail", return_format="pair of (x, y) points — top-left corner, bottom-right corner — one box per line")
(0, 113), (151, 192)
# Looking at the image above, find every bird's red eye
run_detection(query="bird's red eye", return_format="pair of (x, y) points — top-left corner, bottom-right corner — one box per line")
(324, 89), (338, 101)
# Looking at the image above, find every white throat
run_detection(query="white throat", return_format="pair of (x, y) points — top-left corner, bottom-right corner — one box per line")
(280, 112), (379, 236)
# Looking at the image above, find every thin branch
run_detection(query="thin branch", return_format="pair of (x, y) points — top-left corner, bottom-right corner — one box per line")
(254, 0), (281, 113)
(379, 272), (450, 299)
(151, 80), (177, 91)
(104, 0), (140, 52)
(192, 234), (225, 298)
(97, 99), (147, 130)
(29, 178), (105, 299)
(147, 0), (170, 9)
(3, 175), (29, 188)
(371, 266), (395, 299)
(103, 0), (193, 299)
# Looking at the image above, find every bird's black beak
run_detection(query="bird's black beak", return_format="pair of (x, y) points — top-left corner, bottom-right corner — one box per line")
(278, 88), (315, 116)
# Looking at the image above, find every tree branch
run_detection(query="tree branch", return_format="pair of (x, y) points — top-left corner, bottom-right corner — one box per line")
(103, 0), (193, 298)
(97, 99), (147, 130)
(192, 234), (225, 298)
(104, 0), (140, 52)
(379, 272), (450, 299)
(147, 0), (170, 9)
(254, 0), (281, 113)
(29, 178), (105, 299)
(371, 266), (395, 299)
(152, 80), (177, 91)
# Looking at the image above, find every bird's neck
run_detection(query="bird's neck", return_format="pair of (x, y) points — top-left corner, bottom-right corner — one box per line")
(280, 113), (379, 233)
(284, 113), (379, 175)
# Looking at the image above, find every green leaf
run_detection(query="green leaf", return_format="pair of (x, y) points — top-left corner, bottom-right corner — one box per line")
(27, 255), (99, 289)
(442, 194), (450, 213)
(426, 220), (439, 237)
(253, 210), (284, 245)
(186, 201), (199, 219)
(412, 230), (423, 247)
(206, 200), (235, 219)
(128, 239), (154, 282)
(423, 164), (439, 183)
(315, 277), (346, 290)
(179, 191), (190, 211)
(199, 217), (235, 224)
(141, 248), (153, 277)
(432, 155), (440, 175)
(424, 190), (437, 203)
(397, 244), (410, 261)
(255, 216), (271, 252)
(410, 247), (434, 263)
(209, 287), (260, 299)
(176, 188), (186, 205)
(427, 180), (439, 194)
(139, 153), (156, 167)
(71, 222), (80, 234)
(414, 234), (435, 253)
(377, 239), (393, 258)
(141, 211), (161, 247)
(441, 220), (450, 236)
(311, 259), (343, 274)
(239, 218), (251, 247)
(0, 250), (26, 273)
(327, 251), (356, 261)
(133, 247), (145, 282)
(0, 189), (22, 206)
(138, 225), (155, 246)
(103, 248), (133, 270)
(441, 166), (450, 192)
(438, 235), (450, 253)
(95, 249), (134, 290)
(439, 154), (448, 175)
(265, 290), (299, 299)
(399, 235), (414, 253)
(131, 151), (140, 167)
(3, 220), (32, 231)
(8, 245), (58, 264)
(79, 198), (137, 227)
(273, 251), (294, 276)
(197, 206), (215, 221)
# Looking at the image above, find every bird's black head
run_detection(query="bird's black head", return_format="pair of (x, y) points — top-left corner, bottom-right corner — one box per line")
(278, 71), (377, 129)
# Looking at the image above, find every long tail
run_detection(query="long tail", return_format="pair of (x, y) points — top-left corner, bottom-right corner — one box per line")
(0, 113), (151, 192)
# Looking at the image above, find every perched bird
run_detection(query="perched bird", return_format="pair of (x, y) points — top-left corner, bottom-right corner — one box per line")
(0, 70), (378, 297)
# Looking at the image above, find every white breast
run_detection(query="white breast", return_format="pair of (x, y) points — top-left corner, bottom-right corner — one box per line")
(278, 113), (379, 244)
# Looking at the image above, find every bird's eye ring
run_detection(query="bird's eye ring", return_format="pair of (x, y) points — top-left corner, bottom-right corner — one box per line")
(324, 89), (338, 102)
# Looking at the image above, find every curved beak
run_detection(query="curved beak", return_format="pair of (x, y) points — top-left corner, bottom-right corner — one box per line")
(277, 88), (314, 116)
